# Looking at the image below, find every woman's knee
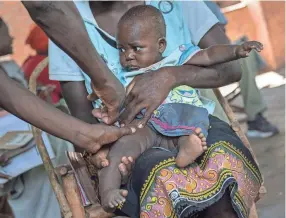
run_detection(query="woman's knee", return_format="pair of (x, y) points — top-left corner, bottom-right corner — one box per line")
(201, 191), (238, 218)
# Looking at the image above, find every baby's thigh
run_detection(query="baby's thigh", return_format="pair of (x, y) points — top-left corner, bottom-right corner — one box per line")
(108, 126), (157, 162)
(155, 134), (178, 151)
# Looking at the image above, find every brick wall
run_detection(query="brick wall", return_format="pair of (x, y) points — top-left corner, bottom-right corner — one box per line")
(0, 1), (34, 66)
(261, 1), (285, 69)
(223, 1), (285, 70)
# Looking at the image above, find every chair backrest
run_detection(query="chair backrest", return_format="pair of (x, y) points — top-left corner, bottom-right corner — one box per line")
(29, 57), (72, 218)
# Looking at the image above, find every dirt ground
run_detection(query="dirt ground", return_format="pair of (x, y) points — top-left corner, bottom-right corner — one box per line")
(230, 67), (285, 218)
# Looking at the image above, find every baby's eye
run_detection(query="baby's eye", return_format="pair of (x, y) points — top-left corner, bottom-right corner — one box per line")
(134, 47), (142, 51)
(118, 48), (126, 53)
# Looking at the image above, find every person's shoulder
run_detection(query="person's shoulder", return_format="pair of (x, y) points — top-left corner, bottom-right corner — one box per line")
(73, 1), (97, 25)
(181, 1), (220, 16)
(180, 1), (219, 46)
(147, 1), (183, 14)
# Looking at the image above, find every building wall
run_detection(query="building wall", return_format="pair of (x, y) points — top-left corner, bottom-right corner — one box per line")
(223, 1), (285, 70)
(1, 1), (285, 69)
(261, 1), (285, 69)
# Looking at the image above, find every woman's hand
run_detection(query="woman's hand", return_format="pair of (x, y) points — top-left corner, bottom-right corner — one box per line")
(72, 123), (135, 153)
(119, 67), (176, 128)
(87, 80), (126, 125)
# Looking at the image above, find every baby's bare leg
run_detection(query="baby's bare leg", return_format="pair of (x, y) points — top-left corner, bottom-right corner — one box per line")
(176, 128), (207, 168)
(99, 126), (156, 212)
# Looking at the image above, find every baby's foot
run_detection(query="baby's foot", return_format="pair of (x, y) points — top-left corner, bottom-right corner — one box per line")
(176, 128), (207, 167)
(102, 189), (128, 212)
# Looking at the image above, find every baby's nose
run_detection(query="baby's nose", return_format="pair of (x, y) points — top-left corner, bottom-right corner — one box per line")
(125, 51), (135, 61)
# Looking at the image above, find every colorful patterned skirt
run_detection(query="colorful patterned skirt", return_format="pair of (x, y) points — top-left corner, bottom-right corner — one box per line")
(116, 115), (262, 218)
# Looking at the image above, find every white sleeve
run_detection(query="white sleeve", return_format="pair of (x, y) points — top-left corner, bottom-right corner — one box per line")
(181, 1), (219, 46)
(48, 40), (85, 81)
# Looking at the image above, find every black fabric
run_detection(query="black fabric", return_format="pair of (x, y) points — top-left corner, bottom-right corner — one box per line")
(116, 115), (261, 218)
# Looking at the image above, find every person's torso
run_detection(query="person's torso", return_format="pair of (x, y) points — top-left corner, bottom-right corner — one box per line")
(203, 1), (228, 25)
(74, 0), (193, 92)
(72, 1), (228, 121)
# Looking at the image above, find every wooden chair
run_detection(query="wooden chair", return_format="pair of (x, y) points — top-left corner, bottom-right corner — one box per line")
(28, 57), (265, 218)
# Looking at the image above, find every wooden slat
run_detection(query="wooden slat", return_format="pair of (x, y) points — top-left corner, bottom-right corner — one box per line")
(62, 172), (86, 218)
(29, 58), (72, 218)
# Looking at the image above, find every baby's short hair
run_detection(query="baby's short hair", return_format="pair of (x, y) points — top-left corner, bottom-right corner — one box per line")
(118, 5), (166, 38)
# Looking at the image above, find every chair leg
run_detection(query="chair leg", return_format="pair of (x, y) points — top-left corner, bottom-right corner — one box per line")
(33, 128), (72, 218)
(61, 170), (86, 218)
(29, 58), (72, 218)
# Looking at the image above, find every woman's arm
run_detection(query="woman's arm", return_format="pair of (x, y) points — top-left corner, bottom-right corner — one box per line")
(22, 1), (111, 85)
(180, 0), (242, 83)
(197, 23), (241, 76)
(119, 24), (242, 127)
(22, 1), (125, 124)
(166, 24), (242, 88)
(0, 69), (133, 153)
(118, 2), (244, 127)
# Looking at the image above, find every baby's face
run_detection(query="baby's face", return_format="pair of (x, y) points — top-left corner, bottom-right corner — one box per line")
(116, 22), (165, 71)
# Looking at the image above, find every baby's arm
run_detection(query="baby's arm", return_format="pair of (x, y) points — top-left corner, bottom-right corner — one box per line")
(186, 41), (263, 67)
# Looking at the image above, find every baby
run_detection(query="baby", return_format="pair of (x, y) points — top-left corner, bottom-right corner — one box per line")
(98, 5), (263, 211)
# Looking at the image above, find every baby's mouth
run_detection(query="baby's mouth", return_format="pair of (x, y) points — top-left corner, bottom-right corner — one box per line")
(126, 65), (140, 71)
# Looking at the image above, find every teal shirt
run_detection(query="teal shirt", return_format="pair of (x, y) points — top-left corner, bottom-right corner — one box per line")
(49, 1), (219, 92)
(49, 1), (229, 120)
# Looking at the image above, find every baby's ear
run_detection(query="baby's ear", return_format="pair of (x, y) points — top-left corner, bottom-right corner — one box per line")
(158, 37), (167, 54)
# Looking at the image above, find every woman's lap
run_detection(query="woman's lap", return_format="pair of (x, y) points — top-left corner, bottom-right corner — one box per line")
(116, 115), (262, 218)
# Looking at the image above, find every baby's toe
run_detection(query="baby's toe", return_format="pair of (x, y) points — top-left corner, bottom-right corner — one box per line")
(109, 202), (115, 208)
(120, 190), (128, 197)
(194, 127), (202, 135)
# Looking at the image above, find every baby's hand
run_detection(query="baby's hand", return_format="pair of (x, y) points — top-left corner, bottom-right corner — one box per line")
(235, 41), (263, 58)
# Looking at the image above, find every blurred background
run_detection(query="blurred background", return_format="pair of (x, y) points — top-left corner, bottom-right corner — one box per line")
(0, 1), (285, 218)
(0, 1), (284, 70)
